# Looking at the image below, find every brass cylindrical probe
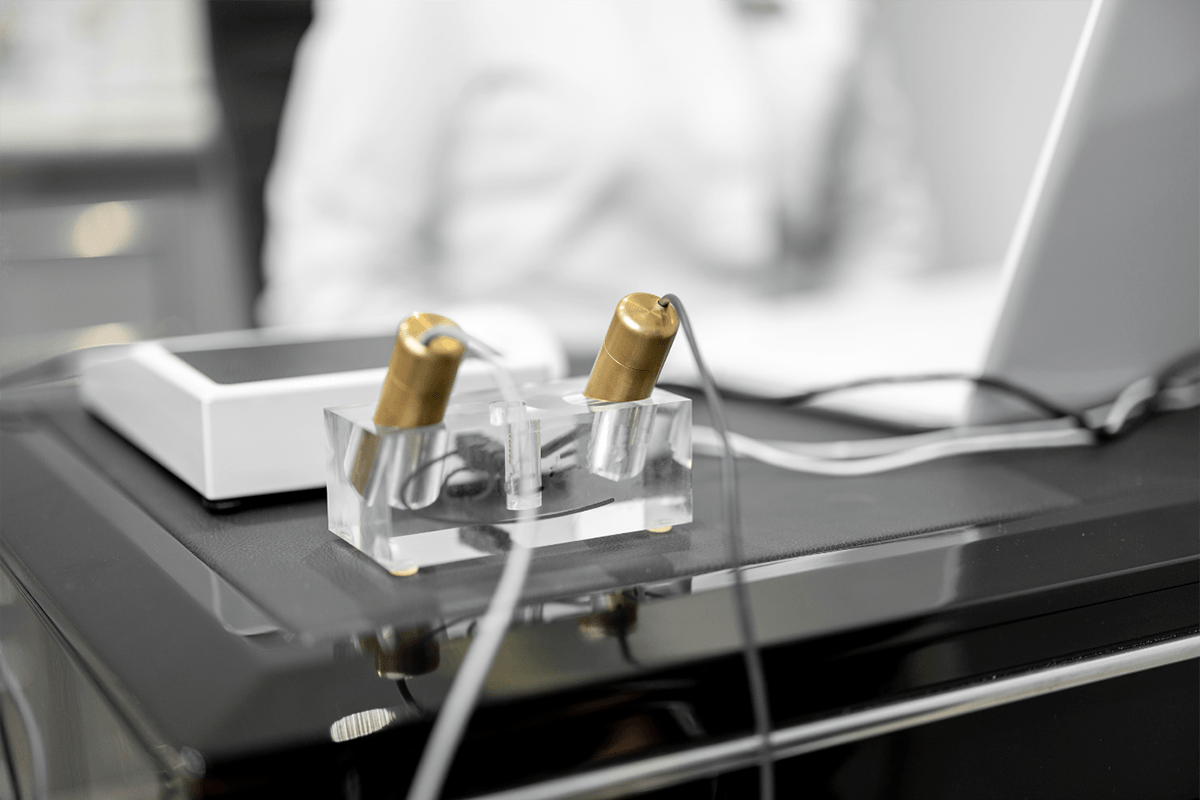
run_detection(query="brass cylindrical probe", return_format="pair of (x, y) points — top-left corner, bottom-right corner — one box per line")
(375, 312), (466, 428)
(584, 293), (679, 402)
(584, 293), (678, 485)
(350, 313), (465, 494)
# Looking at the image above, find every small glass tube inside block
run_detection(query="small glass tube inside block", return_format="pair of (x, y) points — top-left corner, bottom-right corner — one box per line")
(325, 377), (692, 574)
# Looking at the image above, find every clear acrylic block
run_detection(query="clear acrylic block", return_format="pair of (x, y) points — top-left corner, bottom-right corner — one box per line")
(325, 377), (692, 574)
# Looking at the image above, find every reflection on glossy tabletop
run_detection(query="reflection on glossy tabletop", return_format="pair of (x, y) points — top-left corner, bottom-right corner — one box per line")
(0, 385), (1196, 798)
(0, 567), (167, 800)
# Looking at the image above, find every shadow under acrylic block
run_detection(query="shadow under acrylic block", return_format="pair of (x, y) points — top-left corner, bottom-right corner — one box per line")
(325, 377), (692, 573)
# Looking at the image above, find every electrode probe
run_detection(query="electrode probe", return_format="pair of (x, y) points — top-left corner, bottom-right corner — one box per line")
(584, 292), (679, 403)
(351, 312), (465, 493)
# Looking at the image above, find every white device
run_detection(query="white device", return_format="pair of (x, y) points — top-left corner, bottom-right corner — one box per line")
(80, 306), (568, 500)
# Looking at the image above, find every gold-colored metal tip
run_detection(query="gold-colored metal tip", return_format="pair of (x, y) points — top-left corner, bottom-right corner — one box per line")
(350, 312), (465, 497)
(584, 293), (679, 402)
(374, 312), (466, 429)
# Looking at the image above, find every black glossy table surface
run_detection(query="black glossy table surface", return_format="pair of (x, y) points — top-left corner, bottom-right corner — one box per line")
(1, 381), (1196, 798)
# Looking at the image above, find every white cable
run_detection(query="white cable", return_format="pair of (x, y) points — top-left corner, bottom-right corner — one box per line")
(420, 324), (519, 401)
(743, 418), (1080, 460)
(1157, 381), (1200, 411)
(1101, 377), (1158, 435)
(694, 422), (1095, 476)
(405, 326), (537, 800)
(697, 371), (1200, 476)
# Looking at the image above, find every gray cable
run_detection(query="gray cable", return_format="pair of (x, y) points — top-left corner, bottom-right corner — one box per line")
(0, 640), (47, 800)
(660, 294), (774, 800)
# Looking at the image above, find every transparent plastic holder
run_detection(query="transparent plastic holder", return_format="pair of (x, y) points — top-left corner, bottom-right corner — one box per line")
(326, 377), (692, 574)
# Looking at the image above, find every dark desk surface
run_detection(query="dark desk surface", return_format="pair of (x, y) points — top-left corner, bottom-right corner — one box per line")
(1, 382), (1196, 798)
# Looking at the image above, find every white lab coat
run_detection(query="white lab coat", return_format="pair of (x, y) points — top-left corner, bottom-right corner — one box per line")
(259, 0), (934, 349)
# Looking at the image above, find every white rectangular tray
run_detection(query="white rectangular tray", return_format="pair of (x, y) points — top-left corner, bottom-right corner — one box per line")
(80, 310), (567, 500)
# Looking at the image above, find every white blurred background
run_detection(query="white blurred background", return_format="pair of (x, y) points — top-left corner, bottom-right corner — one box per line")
(0, 0), (1090, 372)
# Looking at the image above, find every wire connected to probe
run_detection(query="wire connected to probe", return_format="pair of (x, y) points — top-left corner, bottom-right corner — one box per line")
(659, 294), (775, 800)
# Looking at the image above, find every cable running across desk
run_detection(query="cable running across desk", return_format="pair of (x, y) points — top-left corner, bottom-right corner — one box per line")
(669, 371), (1090, 428)
(680, 350), (1200, 476)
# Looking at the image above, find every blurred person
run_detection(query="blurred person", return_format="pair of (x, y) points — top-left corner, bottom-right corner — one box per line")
(258, 0), (935, 350)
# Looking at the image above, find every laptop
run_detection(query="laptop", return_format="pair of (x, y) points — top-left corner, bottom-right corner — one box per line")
(972, 0), (1199, 421)
(662, 0), (1199, 429)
